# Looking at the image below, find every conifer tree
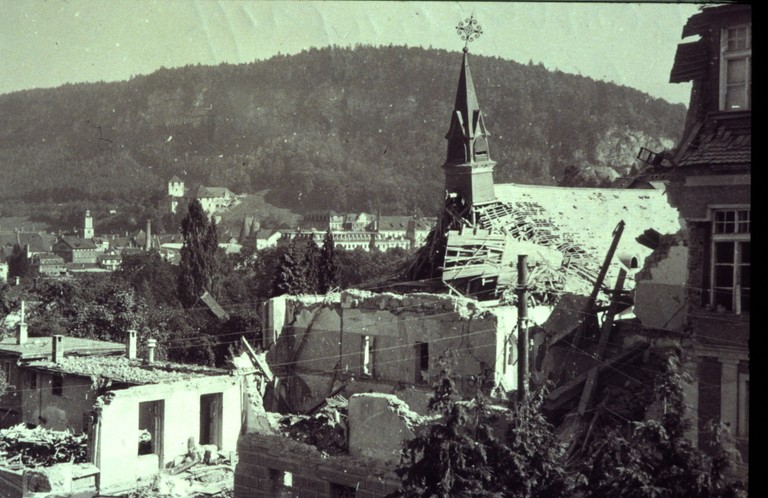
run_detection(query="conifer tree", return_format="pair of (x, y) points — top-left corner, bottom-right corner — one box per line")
(8, 244), (30, 279)
(177, 199), (218, 308)
(303, 236), (321, 293)
(273, 240), (307, 296)
(318, 230), (340, 293)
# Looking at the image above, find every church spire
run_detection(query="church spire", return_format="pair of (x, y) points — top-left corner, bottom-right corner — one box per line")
(442, 16), (496, 207)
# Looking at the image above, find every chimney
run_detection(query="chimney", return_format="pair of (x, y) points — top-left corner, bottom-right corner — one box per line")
(147, 338), (157, 364)
(14, 276), (20, 286)
(126, 329), (137, 360)
(145, 219), (152, 251)
(52, 335), (64, 364)
(16, 301), (28, 345)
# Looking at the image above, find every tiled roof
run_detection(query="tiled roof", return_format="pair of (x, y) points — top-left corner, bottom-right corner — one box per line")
(677, 128), (751, 168)
(0, 336), (124, 359)
(24, 355), (228, 385)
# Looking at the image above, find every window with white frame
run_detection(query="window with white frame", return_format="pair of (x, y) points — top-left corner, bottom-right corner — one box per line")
(720, 24), (751, 111)
(711, 208), (750, 313)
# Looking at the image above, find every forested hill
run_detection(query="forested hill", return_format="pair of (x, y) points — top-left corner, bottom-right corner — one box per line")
(0, 45), (685, 215)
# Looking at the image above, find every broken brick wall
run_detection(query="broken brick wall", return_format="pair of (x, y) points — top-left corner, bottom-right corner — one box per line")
(235, 432), (399, 498)
(265, 291), (521, 414)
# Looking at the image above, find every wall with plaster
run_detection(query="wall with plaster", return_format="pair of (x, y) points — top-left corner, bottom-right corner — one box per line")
(635, 245), (689, 331)
(94, 375), (243, 492)
(347, 393), (419, 462)
(265, 291), (527, 414)
(20, 370), (95, 433)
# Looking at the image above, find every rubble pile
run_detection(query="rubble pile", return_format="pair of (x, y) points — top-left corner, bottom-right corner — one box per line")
(279, 395), (348, 455)
(0, 424), (88, 467)
(130, 465), (235, 498)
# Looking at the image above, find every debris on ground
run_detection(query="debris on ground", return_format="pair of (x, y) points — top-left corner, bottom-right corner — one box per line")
(0, 424), (88, 467)
(128, 452), (235, 497)
(279, 395), (348, 455)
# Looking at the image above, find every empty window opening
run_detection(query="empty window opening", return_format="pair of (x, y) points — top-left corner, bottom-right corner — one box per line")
(52, 374), (63, 396)
(361, 335), (375, 376)
(29, 371), (37, 390)
(330, 482), (357, 498)
(269, 469), (293, 496)
(138, 400), (164, 458)
(415, 342), (429, 384)
(200, 393), (223, 448)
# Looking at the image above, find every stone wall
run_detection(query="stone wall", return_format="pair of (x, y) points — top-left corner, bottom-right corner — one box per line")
(235, 432), (400, 498)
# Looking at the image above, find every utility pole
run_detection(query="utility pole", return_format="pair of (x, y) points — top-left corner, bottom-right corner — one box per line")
(516, 254), (528, 402)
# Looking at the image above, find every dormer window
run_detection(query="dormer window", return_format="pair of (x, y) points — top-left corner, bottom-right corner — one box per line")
(720, 24), (751, 111)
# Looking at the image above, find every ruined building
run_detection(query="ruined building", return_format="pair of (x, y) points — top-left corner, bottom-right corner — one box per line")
(235, 41), (690, 497)
(0, 324), (250, 495)
(633, 3), (750, 468)
(403, 46), (680, 303)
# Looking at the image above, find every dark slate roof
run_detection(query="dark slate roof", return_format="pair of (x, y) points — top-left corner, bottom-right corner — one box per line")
(378, 216), (412, 231)
(681, 4), (751, 39)
(58, 236), (97, 250)
(669, 40), (708, 84)
(169, 175), (183, 183)
(0, 232), (54, 254)
(452, 50), (484, 139)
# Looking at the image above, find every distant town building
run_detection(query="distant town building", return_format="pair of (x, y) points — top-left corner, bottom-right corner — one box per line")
(52, 236), (99, 264)
(30, 253), (67, 277)
(196, 186), (237, 214)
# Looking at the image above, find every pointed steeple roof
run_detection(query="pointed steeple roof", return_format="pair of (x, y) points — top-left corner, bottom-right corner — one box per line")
(445, 48), (491, 165)
(453, 48), (481, 138)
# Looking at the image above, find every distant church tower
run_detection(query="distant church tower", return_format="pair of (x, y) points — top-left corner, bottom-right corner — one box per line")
(442, 46), (497, 213)
(168, 176), (185, 197)
(168, 175), (185, 213)
(83, 209), (94, 239)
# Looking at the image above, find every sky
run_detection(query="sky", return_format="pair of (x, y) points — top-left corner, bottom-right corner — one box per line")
(1, 1), (708, 104)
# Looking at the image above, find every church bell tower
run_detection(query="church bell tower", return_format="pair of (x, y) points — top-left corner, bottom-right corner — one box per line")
(442, 44), (497, 210)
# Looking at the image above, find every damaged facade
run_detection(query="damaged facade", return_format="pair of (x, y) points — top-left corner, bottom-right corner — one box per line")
(0, 325), (249, 495)
(236, 393), (423, 497)
(633, 3), (750, 466)
(262, 290), (545, 414)
(235, 40), (697, 496)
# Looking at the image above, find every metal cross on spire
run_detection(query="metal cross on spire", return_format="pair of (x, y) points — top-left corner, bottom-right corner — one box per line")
(456, 15), (483, 52)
